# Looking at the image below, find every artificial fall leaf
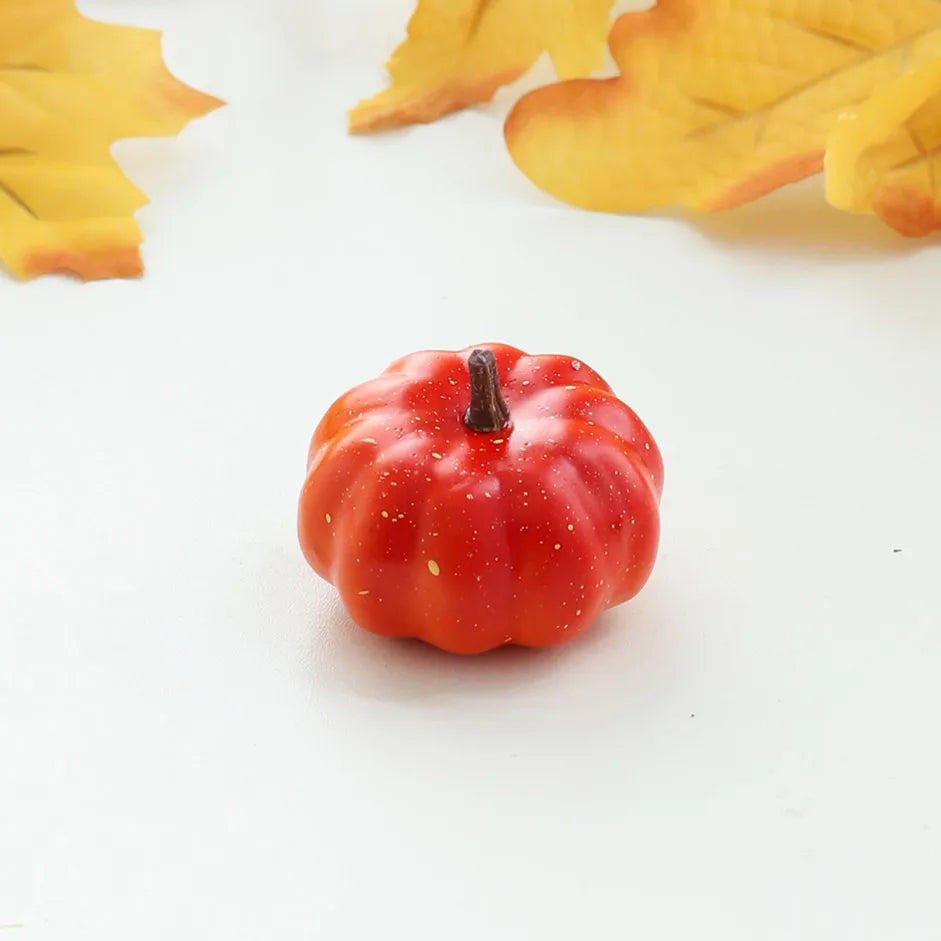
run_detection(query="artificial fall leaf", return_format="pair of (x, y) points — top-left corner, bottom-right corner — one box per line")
(348, 0), (615, 133)
(0, 0), (222, 281)
(505, 0), (941, 214)
(826, 60), (941, 236)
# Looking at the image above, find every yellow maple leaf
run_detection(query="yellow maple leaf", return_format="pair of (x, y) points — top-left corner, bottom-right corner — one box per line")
(826, 60), (941, 236)
(0, 0), (222, 281)
(348, 0), (615, 133)
(505, 0), (941, 214)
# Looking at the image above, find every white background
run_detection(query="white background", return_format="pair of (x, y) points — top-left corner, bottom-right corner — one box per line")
(2, 1), (940, 938)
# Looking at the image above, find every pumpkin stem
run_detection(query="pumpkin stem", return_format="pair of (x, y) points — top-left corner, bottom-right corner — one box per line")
(465, 348), (510, 434)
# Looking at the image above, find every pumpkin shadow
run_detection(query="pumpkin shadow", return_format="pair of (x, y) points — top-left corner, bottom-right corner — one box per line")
(248, 542), (677, 732)
(305, 595), (634, 705)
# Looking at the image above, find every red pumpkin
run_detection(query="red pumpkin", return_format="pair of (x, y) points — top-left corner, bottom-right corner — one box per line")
(298, 344), (663, 654)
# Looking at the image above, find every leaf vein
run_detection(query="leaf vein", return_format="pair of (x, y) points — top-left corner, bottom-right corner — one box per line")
(0, 179), (38, 218)
(685, 24), (941, 142)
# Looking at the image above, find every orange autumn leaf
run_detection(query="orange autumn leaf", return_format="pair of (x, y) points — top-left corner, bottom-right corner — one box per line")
(0, 0), (222, 281)
(505, 0), (941, 214)
(349, 0), (615, 133)
(826, 60), (941, 236)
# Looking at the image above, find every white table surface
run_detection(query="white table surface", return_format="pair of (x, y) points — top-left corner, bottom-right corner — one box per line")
(3, 1), (940, 938)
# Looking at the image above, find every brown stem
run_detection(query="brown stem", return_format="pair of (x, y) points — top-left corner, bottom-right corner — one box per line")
(464, 348), (509, 433)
